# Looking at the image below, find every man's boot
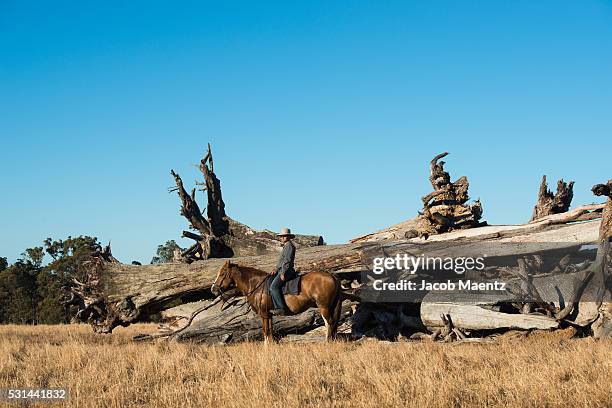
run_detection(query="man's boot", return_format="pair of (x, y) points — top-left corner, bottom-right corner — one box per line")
(270, 308), (286, 316)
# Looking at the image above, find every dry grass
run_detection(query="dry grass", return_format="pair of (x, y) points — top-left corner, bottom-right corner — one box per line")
(0, 324), (610, 408)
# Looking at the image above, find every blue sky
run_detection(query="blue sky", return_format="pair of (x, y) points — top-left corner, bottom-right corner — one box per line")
(1, 1), (611, 264)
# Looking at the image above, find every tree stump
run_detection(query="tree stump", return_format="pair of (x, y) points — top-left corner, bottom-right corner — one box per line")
(530, 175), (574, 222)
(416, 152), (485, 238)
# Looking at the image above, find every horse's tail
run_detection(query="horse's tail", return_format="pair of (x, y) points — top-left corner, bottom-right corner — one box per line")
(329, 273), (343, 337)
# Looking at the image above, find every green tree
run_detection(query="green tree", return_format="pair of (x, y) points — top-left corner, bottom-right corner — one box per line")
(151, 240), (182, 264)
(0, 258), (40, 323)
(22, 247), (44, 267)
(40, 236), (103, 322)
(0, 236), (102, 325)
(0, 257), (9, 321)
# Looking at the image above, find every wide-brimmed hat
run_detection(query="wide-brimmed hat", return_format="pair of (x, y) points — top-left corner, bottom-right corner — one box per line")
(277, 227), (295, 238)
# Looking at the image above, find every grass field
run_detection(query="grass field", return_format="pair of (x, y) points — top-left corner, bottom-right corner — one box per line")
(0, 324), (610, 408)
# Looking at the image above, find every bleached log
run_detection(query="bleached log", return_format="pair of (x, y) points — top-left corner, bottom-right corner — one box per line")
(160, 299), (212, 323)
(421, 301), (559, 331)
(73, 217), (602, 334)
(352, 204), (603, 243)
(144, 298), (355, 344)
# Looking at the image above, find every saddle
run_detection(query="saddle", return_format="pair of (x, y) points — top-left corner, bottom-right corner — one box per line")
(264, 274), (301, 296)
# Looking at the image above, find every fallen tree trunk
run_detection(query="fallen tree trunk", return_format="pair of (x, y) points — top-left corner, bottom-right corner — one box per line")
(71, 217), (603, 334)
(421, 301), (560, 331)
(75, 243), (364, 332)
(159, 298), (356, 344)
(419, 265), (603, 331)
(65, 143), (610, 342)
(352, 203), (604, 243)
(418, 232), (609, 334)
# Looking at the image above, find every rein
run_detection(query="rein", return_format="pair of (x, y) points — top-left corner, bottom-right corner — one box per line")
(247, 274), (272, 315)
(215, 264), (272, 314)
(244, 273), (271, 297)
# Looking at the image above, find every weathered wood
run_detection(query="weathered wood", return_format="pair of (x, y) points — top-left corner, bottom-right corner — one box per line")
(416, 152), (485, 237)
(170, 170), (212, 237)
(591, 243), (611, 338)
(591, 301), (612, 338)
(65, 144), (610, 341)
(182, 230), (204, 242)
(171, 145), (323, 261)
(135, 298), (355, 344)
(223, 218), (324, 257)
(592, 180), (612, 242)
(421, 300), (559, 331)
(429, 313), (467, 342)
(72, 242), (364, 332)
(530, 175), (574, 222)
(69, 210), (605, 339)
(198, 143), (229, 237)
(420, 238), (609, 333)
(352, 203), (603, 243)
(120, 221), (600, 301)
(347, 303), (425, 340)
(160, 299), (212, 323)
(590, 181), (612, 338)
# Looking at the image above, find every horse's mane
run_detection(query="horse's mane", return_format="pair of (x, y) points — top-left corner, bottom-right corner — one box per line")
(230, 263), (269, 277)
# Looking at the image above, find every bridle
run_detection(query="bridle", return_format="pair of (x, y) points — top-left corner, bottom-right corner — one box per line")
(212, 264), (234, 300)
(212, 263), (272, 313)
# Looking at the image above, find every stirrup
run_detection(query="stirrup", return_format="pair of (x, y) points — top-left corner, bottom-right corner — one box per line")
(270, 308), (286, 316)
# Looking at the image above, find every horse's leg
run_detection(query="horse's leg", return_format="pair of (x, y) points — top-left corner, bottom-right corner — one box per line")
(267, 317), (274, 343)
(319, 284), (342, 341)
(332, 288), (343, 340)
(262, 317), (269, 345)
(319, 306), (334, 342)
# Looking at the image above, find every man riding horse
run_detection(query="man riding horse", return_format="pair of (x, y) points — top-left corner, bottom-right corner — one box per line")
(210, 227), (342, 341)
(270, 227), (296, 315)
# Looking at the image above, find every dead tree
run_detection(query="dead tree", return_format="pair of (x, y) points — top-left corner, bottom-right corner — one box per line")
(592, 180), (612, 242)
(64, 151), (609, 341)
(65, 215), (605, 335)
(170, 144), (323, 261)
(415, 152), (485, 238)
(530, 175), (574, 222)
(590, 180), (612, 338)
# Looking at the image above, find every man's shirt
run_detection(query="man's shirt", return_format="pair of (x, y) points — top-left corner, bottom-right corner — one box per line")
(275, 241), (296, 278)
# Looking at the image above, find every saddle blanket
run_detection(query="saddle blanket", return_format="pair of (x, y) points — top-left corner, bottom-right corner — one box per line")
(265, 274), (301, 296)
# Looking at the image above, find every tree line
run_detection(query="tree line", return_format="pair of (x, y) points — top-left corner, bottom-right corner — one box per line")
(0, 237), (181, 324)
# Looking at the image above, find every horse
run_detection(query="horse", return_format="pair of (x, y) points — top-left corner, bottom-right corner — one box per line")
(211, 260), (343, 342)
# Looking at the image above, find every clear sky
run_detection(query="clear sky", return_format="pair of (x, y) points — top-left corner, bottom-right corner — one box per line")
(1, 1), (611, 264)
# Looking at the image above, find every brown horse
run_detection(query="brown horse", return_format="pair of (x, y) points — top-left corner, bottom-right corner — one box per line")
(211, 260), (342, 342)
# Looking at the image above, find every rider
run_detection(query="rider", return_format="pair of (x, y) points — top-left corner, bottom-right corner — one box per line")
(270, 227), (296, 315)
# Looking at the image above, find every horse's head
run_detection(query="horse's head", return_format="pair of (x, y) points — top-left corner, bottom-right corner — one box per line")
(211, 260), (235, 296)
